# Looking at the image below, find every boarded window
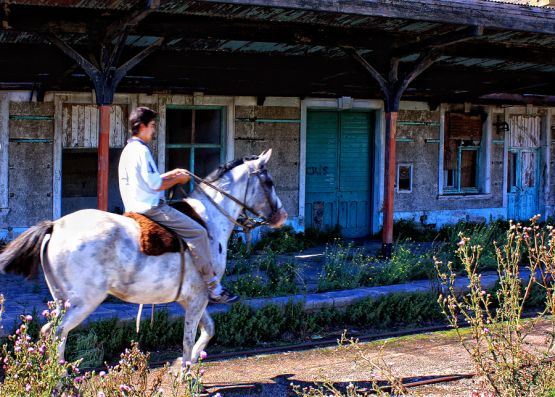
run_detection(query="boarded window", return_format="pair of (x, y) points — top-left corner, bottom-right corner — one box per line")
(443, 113), (483, 193)
(166, 108), (224, 198)
(397, 163), (412, 193)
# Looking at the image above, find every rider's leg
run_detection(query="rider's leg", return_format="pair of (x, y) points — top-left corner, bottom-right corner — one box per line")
(143, 203), (239, 303)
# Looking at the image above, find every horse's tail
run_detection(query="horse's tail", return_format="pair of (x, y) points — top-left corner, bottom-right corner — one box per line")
(0, 220), (54, 278)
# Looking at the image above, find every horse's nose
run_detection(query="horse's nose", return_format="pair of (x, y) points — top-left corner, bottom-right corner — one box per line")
(270, 208), (288, 228)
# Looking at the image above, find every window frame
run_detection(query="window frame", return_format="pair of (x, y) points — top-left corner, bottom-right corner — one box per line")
(440, 107), (490, 196)
(164, 105), (226, 188)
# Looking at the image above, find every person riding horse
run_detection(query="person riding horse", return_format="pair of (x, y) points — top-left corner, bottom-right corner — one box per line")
(118, 107), (238, 304)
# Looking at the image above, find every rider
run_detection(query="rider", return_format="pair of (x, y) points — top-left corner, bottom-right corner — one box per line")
(118, 106), (239, 304)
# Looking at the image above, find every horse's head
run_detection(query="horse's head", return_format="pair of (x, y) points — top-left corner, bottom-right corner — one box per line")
(242, 149), (288, 228)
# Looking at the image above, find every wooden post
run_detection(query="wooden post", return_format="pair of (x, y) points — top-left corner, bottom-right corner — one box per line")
(97, 105), (110, 211)
(382, 111), (397, 258)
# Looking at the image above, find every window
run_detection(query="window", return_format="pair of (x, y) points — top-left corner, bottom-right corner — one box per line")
(165, 107), (225, 198)
(397, 163), (412, 193)
(443, 112), (483, 193)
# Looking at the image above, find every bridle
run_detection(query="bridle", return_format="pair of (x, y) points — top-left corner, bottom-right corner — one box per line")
(182, 165), (281, 233)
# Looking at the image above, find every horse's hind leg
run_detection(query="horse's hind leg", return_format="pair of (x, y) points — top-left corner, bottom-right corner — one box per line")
(191, 311), (215, 362)
(53, 295), (106, 361)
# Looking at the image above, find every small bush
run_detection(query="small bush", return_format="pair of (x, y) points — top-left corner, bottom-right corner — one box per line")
(0, 300), (209, 397)
(226, 248), (300, 298)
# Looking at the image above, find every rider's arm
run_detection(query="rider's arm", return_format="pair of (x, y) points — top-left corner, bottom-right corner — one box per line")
(155, 170), (190, 191)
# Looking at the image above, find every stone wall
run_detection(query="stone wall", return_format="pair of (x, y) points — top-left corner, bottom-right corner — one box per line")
(0, 102), (54, 230)
(234, 105), (300, 217)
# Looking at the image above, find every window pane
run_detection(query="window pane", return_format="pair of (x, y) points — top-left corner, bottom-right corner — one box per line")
(166, 109), (192, 144)
(522, 151), (536, 188)
(508, 152), (517, 192)
(460, 150), (477, 188)
(167, 148), (191, 171)
(195, 148), (221, 178)
(195, 109), (222, 144)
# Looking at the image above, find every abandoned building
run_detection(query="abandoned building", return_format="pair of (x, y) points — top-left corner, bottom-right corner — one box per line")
(0, 0), (554, 252)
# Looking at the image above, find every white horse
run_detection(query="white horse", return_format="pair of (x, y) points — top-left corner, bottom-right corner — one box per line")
(0, 149), (287, 364)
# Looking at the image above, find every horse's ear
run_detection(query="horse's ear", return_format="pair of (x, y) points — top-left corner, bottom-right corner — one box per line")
(257, 149), (272, 167)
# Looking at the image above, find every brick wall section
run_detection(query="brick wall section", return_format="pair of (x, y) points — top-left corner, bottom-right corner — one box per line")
(1, 102), (55, 228)
(234, 106), (299, 217)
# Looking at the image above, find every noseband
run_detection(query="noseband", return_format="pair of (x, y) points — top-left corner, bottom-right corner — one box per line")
(184, 166), (281, 232)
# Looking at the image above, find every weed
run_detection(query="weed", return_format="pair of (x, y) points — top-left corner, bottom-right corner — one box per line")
(437, 216), (555, 396)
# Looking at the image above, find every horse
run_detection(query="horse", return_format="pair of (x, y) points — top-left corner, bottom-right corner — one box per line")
(0, 149), (287, 364)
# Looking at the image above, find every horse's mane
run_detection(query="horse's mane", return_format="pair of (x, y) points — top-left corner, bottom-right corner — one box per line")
(204, 155), (259, 183)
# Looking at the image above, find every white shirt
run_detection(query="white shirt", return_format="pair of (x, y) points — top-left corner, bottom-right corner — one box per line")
(118, 138), (163, 213)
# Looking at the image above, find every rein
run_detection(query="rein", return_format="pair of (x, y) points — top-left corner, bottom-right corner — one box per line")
(183, 167), (279, 232)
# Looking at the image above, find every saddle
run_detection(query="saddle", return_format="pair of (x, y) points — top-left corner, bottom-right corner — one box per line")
(124, 201), (207, 256)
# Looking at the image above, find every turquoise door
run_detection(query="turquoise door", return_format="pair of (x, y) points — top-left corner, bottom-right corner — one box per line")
(507, 148), (539, 221)
(305, 110), (372, 238)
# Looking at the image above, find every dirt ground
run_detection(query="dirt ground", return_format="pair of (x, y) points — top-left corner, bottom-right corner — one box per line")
(151, 322), (553, 397)
(150, 329), (497, 397)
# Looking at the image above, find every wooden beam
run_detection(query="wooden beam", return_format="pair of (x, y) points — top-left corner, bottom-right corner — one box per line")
(197, 0), (555, 35)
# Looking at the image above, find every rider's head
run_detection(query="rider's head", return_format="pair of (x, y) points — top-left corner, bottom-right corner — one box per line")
(129, 107), (158, 136)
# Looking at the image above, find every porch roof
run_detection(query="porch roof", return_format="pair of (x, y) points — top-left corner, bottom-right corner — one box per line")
(2, 0), (555, 105)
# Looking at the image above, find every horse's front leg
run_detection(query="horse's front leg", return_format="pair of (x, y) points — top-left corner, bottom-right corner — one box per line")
(179, 297), (208, 365)
(191, 310), (215, 361)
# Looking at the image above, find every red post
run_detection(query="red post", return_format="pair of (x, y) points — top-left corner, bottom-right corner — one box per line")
(382, 111), (398, 258)
(97, 105), (110, 211)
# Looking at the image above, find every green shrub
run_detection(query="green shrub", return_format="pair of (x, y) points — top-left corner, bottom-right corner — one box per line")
(226, 247), (300, 298)
(317, 241), (370, 292)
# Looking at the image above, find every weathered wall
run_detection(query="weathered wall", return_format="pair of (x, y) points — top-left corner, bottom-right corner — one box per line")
(234, 105), (300, 217)
(0, 102), (54, 230)
(395, 106), (504, 225)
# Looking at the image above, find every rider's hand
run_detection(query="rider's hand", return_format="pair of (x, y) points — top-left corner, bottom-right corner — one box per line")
(176, 173), (190, 184)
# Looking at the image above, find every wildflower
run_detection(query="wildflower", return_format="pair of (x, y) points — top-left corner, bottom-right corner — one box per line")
(200, 350), (208, 360)
(484, 327), (490, 334)
(25, 384), (32, 392)
(42, 309), (50, 317)
(481, 290), (486, 295)
(200, 368), (205, 375)
(185, 360), (192, 368)
(119, 384), (131, 392)
(14, 346), (21, 352)
(64, 300), (71, 309)
(99, 371), (106, 377)
(51, 309), (60, 318)
(98, 392), (106, 397)
(25, 314), (33, 322)
(27, 347), (34, 353)
(59, 359), (66, 365)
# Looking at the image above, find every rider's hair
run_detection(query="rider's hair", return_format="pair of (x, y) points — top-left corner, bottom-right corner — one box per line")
(129, 107), (158, 135)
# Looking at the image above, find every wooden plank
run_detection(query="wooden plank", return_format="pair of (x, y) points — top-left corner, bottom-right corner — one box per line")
(84, 105), (92, 148)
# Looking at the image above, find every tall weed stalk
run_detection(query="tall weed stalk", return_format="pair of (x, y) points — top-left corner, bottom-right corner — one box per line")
(437, 216), (555, 397)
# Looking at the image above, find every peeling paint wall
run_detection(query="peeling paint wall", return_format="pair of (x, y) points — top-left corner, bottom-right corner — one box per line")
(0, 102), (54, 234)
(234, 105), (300, 218)
(394, 104), (504, 227)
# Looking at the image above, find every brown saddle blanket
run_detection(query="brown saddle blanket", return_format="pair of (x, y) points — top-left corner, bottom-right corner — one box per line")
(124, 201), (207, 256)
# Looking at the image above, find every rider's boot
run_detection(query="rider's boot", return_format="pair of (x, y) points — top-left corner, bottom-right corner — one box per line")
(207, 278), (240, 304)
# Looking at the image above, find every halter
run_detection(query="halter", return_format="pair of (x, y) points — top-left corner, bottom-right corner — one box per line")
(183, 164), (281, 233)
